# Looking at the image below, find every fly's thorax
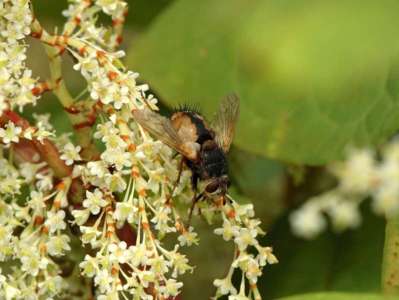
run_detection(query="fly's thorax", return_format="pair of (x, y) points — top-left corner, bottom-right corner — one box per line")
(171, 111), (214, 145)
(171, 112), (198, 143)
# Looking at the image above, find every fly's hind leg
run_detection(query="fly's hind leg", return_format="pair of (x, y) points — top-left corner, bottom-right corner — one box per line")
(187, 191), (205, 225)
(165, 157), (184, 205)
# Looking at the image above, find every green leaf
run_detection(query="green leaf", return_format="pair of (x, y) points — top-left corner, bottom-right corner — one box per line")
(128, 0), (399, 164)
(277, 292), (396, 300)
(258, 207), (385, 299)
(228, 146), (285, 221)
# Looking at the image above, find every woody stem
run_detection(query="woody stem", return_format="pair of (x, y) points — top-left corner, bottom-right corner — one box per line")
(30, 15), (99, 160)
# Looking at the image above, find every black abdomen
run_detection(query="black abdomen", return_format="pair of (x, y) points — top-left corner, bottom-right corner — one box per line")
(201, 147), (228, 179)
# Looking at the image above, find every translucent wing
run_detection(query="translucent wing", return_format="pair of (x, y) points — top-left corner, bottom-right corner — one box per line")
(133, 108), (198, 160)
(211, 93), (240, 152)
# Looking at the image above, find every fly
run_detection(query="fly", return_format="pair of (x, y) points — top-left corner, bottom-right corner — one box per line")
(133, 93), (240, 219)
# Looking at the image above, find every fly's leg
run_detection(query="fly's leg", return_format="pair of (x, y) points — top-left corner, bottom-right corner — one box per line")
(165, 157), (185, 205)
(187, 191), (204, 226)
(187, 173), (202, 225)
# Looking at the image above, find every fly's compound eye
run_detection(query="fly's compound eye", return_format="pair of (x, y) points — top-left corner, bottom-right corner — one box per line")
(205, 181), (219, 194)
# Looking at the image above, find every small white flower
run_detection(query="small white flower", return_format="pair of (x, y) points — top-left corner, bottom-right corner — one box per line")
(19, 162), (45, 182)
(80, 255), (98, 277)
(60, 143), (82, 166)
(36, 171), (54, 191)
(87, 161), (108, 178)
(138, 270), (156, 288)
(245, 258), (262, 284)
(45, 210), (66, 233)
(128, 243), (148, 267)
(178, 226), (199, 246)
(214, 219), (239, 241)
(234, 228), (258, 251)
(73, 53), (98, 77)
(71, 208), (91, 225)
(2, 281), (21, 300)
(102, 133), (127, 149)
(332, 148), (376, 194)
(151, 206), (174, 232)
(169, 249), (192, 277)
(290, 202), (326, 239)
(80, 226), (101, 247)
(233, 202), (255, 219)
(159, 278), (183, 298)
(83, 189), (107, 215)
(112, 84), (130, 110)
(34, 121), (55, 142)
(0, 121), (22, 144)
(114, 201), (137, 225)
(104, 173), (126, 192)
(22, 127), (35, 140)
(149, 256), (170, 275)
(214, 277), (237, 296)
(90, 76), (113, 103)
(94, 122), (118, 140)
(46, 234), (71, 257)
(101, 148), (131, 170)
(326, 198), (361, 231)
(108, 241), (129, 264)
(0, 225), (13, 246)
(20, 252), (48, 276)
(256, 246), (278, 266)
(94, 269), (113, 293)
(37, 275), (65, 298)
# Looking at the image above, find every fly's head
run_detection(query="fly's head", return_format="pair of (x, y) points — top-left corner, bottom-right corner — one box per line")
(205, 175), (231, 198)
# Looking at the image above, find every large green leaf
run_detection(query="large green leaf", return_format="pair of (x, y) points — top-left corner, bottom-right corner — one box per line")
(228, 146), (285, 222)
(277, 292), (395, 300)
(128, 0), (399, 164)
(259, 208), (385, 299)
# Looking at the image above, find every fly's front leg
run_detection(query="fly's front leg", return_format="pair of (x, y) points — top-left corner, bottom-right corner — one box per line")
(166, 156), (185, 205)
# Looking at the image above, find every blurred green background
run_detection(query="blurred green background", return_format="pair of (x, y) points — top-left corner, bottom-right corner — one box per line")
(28, 0), (399, 299)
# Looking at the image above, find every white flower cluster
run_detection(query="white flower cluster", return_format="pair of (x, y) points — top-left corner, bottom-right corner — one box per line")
(213, 201), (278, 300)
(0, 164), (71, 299)
(66, 69), (196, 298)
(62, 0), (127, 51)
(74, 181), (194, 299)
(0, 0), (37, 113)
(0, 120), (54, 145)
(290, 140), (399, 239)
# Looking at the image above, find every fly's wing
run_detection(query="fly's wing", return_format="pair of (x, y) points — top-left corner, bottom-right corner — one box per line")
(211, 93), (240, 153)
(133, 108), (198, 160)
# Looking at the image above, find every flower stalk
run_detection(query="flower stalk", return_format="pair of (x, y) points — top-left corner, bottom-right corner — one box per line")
(382, 217), (399, 295)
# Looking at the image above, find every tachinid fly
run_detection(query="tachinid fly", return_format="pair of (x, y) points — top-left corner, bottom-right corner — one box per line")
(133, 94), (239, 218)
